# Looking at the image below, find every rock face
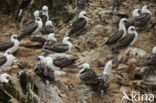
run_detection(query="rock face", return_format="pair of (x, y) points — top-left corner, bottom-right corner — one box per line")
(0, 0), (156, 103)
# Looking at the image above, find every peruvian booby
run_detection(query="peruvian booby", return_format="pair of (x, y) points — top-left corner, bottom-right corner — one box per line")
(43, 33), (57, 49)
(18, 0), (32, 17)
(18, 17), (43, 41)
(41, 20), (54, 35)
(0, 35), (19, 53)
(34, 62), (55, 82)
(97, 59), (115, 94)
(43, 37), (73, 53)
(68, 11), (90, 37)
(144, 46), (156, 67)
(126, 9), (142, 28)
(0, 73), (11, 85)
(111, 0), (122, 11)
(135, 5), (152, 29)
(40, 6), (49, 25)
(0, 50), (15, 71)
(112, 26), (138, 51)
(79, 63), (98, 85)
(101, 18), (128, 47)
(75, 0), (89, 11)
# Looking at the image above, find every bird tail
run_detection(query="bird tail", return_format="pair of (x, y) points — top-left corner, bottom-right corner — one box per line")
(17, 35), (24, 41)
(18, 9), (23, 17)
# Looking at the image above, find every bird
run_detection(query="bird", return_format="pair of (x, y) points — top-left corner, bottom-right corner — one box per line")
(34, 62), (55, 82)
(0, 35), (19, 53)
(97, 59), (116, 94)
(0, 50), (15, 71)
(75, 0), (90, 11)
(42, 37), (73, 54)
(112, 26), (138, 51)
(40, 6), (49, 25)
(135, 5), (152, 29)
(79, 63), (98, 85)
(126, 9), (142, 28)
(101, 18), (128, 48)
(144, 46), (156, 67)
(111, 0), (122, 11)
(41, 20), (54, 35)
(68, 11), (91, 37)
(18, 17), (43, 41)
(18, 0), (32, 17)
(43, 33), (57, 50)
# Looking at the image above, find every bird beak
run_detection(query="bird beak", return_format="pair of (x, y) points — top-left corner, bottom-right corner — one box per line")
(138, 10), (142, 14)
(111, 58), (117, 64)
(32, 57), (39, 60)
(69, 38), (75, 42)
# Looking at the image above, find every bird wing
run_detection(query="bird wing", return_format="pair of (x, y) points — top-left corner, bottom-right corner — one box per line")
(0, 42), (14, 51)
(53, 57), (71, 68)
(45, 26), (54, 34)
(69, 18), (86, 36)
(0, 56), (7, 66)
(47, 44), (69, 53)
(116, 33), (135, 49)
(135, 13), (151, 27)
(43, 40), (57, 49)
(80, 69), (97, 81)
(40, 15), (47, 24)
(104, 30), (124, 45)
(18, 22), (38, 41)
(126, 17), (137, 28)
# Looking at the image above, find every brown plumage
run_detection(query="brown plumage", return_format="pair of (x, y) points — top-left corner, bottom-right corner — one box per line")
(112, 0), (122, 11)
(0, 42), (14, 52)
(144, 55), (156, 66)
(0, 56), (7, 66)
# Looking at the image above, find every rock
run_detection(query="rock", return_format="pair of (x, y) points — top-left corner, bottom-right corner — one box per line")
(118, 47), (148, 66)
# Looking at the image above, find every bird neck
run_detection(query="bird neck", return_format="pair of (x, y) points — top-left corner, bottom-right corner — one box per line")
(103, 61), (112, 75)
(63, 41), (72, 50)
(11, 39), (19, 45)
(119, 23), (126, 36)
(36, 20), (43, 29)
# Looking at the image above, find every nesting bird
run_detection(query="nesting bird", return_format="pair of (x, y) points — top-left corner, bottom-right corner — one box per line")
(43, 37), (73, 54)
(18, 0), (32, 17)
(101, 18), (128, 48)
(79, 63), (98, 85)
(40, 6), (49, 25)
(144, 46), (156, 67)
(68, 11), (90, 37)
(18, 16), (43, 41)
(111, 0), (122, 11)
(0, 50), (15, 71)
(97, 59), (115, 94)
(43, 33), (57, 50)
(112, 26), (138, 51)
(0, 35), (19, 53)
(126, 9), (142, 28)
(41, 20), (54, 35)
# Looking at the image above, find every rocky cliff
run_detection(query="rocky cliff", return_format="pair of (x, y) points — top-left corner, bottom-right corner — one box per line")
(0, 0), (156, 103)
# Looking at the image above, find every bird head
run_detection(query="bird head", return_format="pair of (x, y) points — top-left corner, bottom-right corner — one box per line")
(63, 37), (73, 43)
(79, 11), (91, 21)
(42, 6), (48, 12)
(128, 26), (136, 34)
(48, 33), (56, 41)
(120, 18), (128, 25)
(34, 10), (40, 18)
(152, 46), (156, 55)
(46, 20), (53, 27)
(11, 35), (18, 40)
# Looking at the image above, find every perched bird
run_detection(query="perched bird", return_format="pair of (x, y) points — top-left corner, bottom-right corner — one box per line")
(101, 18), (128, 48)
(68, 11), (90, 37)
(111, 0), (122, 11)
(144, 46), (156, 67)
(43, 37), (73, 54)
(34, 62), (55, 82)
(75, 0), (89, 11)
(0, 50), (15, 71)
(41, 20), (54, 35)
(0, 35), (19, 53)
(126, 9), (142, 28)
(97, 59), (115, 94)
(18, 17), (43, 41)
(43, 33), (57, 50)
(79, 63), (98, 85)
(135, 5), (152, 29)
(40, 6), (49, 25)
(112, 26), (138, 51)
(18, 0), (32, 17)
